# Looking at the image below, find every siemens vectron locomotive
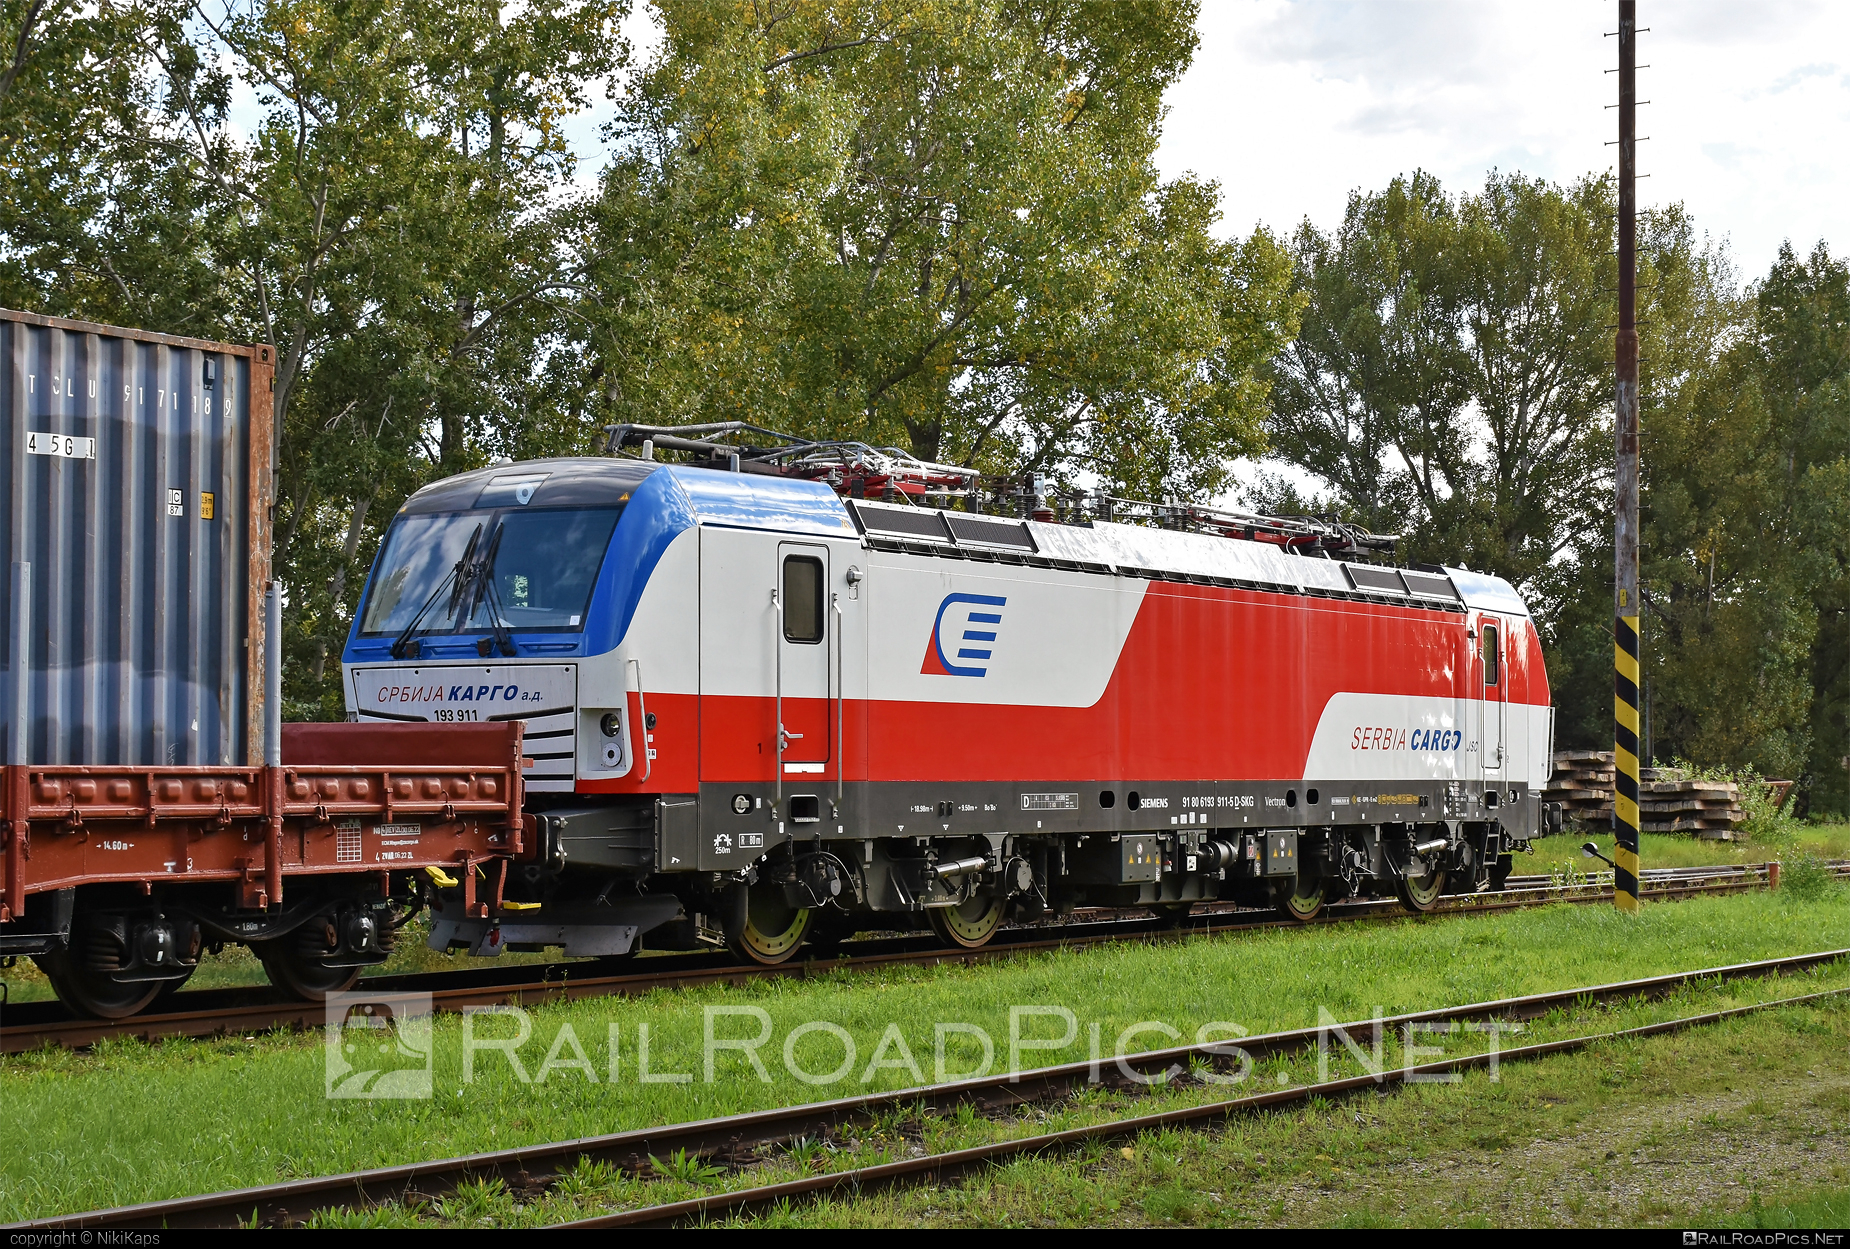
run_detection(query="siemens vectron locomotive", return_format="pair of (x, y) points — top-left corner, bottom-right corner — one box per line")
(343, 424), (1559, 966)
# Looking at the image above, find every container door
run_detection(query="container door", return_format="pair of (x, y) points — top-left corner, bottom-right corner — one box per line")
(1478, 615), (1507, 777)
(776, 542), (831, 772)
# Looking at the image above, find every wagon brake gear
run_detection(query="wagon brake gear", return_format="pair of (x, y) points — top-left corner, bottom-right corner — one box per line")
(32, 907), (204, 1019)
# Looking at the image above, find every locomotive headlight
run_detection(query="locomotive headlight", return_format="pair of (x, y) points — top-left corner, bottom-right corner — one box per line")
(599, 712), (621, 738)
(732, 793), (753, 815)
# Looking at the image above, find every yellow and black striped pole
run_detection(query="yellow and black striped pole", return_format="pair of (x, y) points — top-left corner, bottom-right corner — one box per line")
(1612, 0), (1642, 912)
(1614, 616), (1641, 909)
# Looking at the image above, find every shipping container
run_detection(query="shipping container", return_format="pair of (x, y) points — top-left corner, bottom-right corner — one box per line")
(2, 309), (274, 766)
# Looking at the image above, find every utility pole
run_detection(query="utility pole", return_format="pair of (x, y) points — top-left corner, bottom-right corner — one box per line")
(1613, 0), (1642, 912)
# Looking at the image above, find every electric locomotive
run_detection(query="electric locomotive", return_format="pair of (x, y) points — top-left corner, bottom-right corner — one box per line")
(344, 424), (1561, 965)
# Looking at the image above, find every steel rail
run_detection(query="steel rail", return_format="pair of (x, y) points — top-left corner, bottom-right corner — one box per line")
(1, 861), (1832, 1054)
(16, 947), (1846, 1230)
(0, 861), (1810, 1053)
(558, 985), (1850, 1229)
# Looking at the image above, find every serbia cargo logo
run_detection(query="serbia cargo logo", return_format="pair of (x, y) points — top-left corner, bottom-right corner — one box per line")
(922, 593), (1006, 678)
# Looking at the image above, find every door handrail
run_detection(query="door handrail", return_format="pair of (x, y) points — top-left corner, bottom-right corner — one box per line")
(772, 586), (783, 803)
(627, 657), (651, 786)
(832, 590), (844, 805)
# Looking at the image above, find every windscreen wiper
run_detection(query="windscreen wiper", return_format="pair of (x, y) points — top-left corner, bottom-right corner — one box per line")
(464, 524), (517, 657)
(389, 522), (483, 659)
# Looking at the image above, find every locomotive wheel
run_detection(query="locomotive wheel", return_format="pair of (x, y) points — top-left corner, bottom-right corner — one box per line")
(927, 894), (1006, 949)
(33, 946), (167, 1020)
(1274, 875), (1326, 922)
(1395, 868), (1447, 914)
(728, 886), (812, 965)
(254, 928), (364, 1001)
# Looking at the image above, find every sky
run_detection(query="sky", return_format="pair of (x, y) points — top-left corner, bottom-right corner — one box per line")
(1154, 0), (1850, 282)
(224, 2), (1849, 284)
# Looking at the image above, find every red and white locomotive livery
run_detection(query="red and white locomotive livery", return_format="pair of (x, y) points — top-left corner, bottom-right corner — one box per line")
(344, 426), (1560, 964)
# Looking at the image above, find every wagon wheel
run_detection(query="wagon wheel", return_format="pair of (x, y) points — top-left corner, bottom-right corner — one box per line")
(928, 894), (1007, 948)
(34, 946), (167, 1020)
(254, 923), (365, 1001)
(726, 883), (811, 965)
(1274, 875), (1327, 922)
(1395, 867), (1447, 914)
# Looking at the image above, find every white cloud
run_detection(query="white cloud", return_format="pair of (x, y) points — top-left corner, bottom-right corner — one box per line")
(1158, 0), (1850, 279)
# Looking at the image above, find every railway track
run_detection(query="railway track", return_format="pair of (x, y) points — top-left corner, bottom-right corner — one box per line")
(0, 860), (1829, 1054)
(17, 946), (1847, 1230)
(568, 984), (1850, 1229)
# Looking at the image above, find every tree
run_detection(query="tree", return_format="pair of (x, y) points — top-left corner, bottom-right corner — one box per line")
(576, 0), (1299, 501)
(1635, 241), (1849, 793)
(1264, 171), (1616, 606)
(0, 0), (627, 716)
(1265, 171), (1467, 534)
(1258, 171), (1849, 787)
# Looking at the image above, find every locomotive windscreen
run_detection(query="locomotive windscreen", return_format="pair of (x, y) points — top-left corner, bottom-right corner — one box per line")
(359, 506), (623, 636)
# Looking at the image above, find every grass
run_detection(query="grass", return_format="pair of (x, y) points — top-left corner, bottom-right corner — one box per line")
(1703, 1187), (1850, 1229)
(1558, 822), (1850, 873)
(709, 988), (1850, 1228)
(250, 968), (1850, 1227)
(1, 878), (1846, 1221)
(7, 825), (1841, 1007)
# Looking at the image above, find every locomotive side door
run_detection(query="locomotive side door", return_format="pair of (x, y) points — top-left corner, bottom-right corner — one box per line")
(1477, 614), (1508, 778)
(776, 542), (832, 772)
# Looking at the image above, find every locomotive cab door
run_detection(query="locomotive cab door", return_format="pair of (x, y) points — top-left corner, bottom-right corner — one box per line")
(776, 543), (832, 773)
(1478, 615), (1508, 778)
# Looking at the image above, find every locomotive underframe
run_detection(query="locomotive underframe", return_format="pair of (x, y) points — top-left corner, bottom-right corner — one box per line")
(423, 780), (1556, 960)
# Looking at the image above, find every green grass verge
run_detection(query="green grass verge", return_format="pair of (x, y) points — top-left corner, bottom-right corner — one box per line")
(1702, 1187), (1850, 1230)
(7, 825), (1841, 1006)
(1, 880), (1846, 1221)
(1558, 822), (1850, 872)
(292, 971), (1850, 1227)
(689, 989), (1850, 1229)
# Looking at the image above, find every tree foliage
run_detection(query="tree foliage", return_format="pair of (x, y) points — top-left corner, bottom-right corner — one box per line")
(1266, 171), (1618, 609)
(1267, 168), (1850, 806)
(0, 0), (1298, 719)
(1640, 241), (1849, 794)
(579, 0), (1298, 501)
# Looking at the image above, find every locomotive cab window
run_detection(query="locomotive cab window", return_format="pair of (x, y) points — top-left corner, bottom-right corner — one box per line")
(1482, 624), (1501, 685)
(783, 555), (825, 644)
